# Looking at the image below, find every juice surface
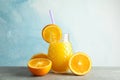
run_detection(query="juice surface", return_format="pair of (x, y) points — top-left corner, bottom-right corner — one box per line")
(48, 41), (73, 73)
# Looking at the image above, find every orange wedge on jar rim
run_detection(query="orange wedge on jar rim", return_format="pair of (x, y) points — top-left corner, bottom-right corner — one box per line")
(42, 24), (62, 43)
(28, 58), (52, 76)
(69, 52), (92, 75)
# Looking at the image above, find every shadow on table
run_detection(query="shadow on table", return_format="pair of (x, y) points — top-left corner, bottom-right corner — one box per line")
(10, 67), (83, 77)
(50, 71), (78, 76)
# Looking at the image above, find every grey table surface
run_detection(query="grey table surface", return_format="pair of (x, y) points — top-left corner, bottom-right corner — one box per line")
(0, 67), (120, 80)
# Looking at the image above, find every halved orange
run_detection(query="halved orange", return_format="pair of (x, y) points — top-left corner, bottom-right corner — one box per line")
(28, 58), (52, 76)
(30, 53), (48, 59)
(69, 52), (92, 75)
(42, 24), (62, 43)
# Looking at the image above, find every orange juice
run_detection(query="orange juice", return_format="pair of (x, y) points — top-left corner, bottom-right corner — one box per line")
(48, 34), (73, 73)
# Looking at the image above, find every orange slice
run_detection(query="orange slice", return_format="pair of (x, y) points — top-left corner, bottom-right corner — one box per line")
(28, 58), (52, 76)
(42, 24), (62, 43)
(31, 53), (48, 59)
(69, 52), (92, 75)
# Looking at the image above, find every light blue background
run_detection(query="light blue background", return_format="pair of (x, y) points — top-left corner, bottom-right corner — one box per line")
(0, 0), (120, 66)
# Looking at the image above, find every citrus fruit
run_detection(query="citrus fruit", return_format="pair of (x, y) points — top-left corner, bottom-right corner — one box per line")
(42, 24), (62, 43)
(28, 58), (52, 76)
(69, 52), (92, 75)
(48, 41), (73, 73)
(31, 53), (48, 59)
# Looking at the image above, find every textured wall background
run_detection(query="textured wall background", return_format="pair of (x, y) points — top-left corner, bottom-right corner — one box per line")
(0, 0), (120, 66)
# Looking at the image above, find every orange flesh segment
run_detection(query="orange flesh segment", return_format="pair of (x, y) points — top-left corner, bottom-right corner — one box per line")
(69, 52), (92, 75)
(28, 58), (52, 76)
(29, 58), (50, 68)
(71, 54), (90, 73)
